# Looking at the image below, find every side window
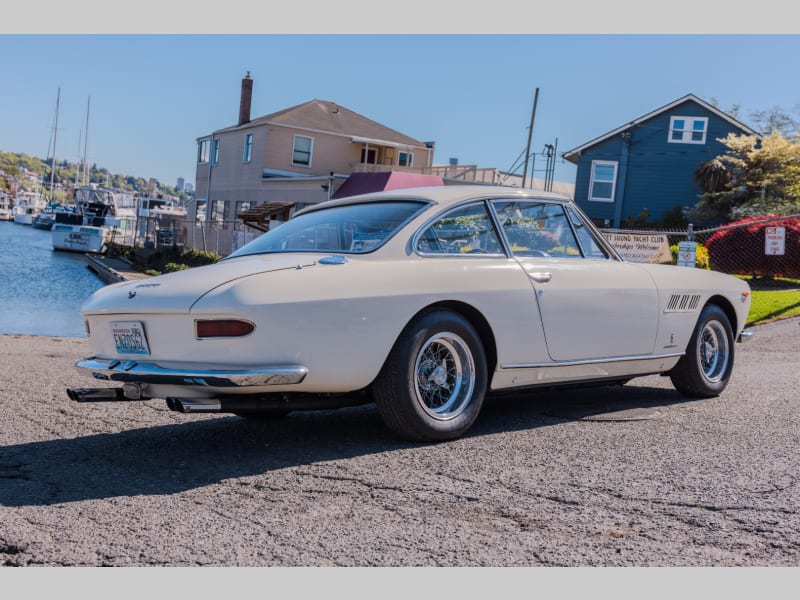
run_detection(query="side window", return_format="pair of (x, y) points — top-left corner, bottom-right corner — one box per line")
(417, 202), (503, 255)
(292, 135), (313, 167)
(566, 206), (609, 259)
(492, 201), (581, 258)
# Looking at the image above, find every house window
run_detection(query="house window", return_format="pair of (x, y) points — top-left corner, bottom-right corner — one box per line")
(669, 116), (708, 144)
(292, 135), (313, 167)
(211, 139), (220, 165)
(210, 200), (226, 223)
(360, 148), (377, 164)
(589, 161), (617, 202)
(197, 139), (210, 163)
(243, 133), (253, 163)
(236, 200), (253, 216)
(195, 199), (207, 225)
(399, 151), (414, 167)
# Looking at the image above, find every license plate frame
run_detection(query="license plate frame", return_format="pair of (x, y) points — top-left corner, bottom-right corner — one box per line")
(111, 321), (151, 355)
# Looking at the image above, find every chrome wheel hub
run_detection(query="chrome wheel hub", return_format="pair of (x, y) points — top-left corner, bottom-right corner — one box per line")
(414, 332), (476, 420)
(697, 319), (730, 383)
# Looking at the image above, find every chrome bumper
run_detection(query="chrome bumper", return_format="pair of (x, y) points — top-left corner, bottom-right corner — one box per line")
(738, 330), (755, 343)
(76, 357), (308, 388)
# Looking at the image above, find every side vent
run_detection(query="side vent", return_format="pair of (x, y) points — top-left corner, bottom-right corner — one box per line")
(665, 293), (702, 313)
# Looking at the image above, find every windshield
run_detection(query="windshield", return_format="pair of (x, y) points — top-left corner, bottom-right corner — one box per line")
(227, 200), (429, 258)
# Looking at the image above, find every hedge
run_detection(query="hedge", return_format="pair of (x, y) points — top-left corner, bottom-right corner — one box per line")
(705, 215), (800, 278)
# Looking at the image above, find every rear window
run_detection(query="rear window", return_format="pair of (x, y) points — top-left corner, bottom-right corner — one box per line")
(227, 201), (428, 258)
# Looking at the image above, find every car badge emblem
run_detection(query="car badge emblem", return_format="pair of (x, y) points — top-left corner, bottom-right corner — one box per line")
(128, 290), (136, 299)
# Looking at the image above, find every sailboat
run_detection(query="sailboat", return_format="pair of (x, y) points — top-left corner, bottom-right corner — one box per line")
(16, 88), (60, 225)
(52, 96), (135, 253)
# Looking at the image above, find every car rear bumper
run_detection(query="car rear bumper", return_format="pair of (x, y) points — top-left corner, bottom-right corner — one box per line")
(76, 357), (308, 388)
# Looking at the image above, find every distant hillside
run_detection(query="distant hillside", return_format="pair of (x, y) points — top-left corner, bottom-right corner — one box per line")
(0, 149), (191, 202)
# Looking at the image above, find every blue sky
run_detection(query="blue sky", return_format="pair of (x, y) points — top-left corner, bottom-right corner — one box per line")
(1, 31), (797, 188)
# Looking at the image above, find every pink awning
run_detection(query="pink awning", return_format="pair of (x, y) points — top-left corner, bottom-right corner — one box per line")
(332, 171), (443, 199)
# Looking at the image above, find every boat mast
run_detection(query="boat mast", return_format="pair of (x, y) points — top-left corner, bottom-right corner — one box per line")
(75, 128), (82, 186)
(82, 96), (90, 185)
(49, 87), (61, 202)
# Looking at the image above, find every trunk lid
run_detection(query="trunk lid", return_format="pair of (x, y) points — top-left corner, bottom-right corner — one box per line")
(81, 254), (316, 315)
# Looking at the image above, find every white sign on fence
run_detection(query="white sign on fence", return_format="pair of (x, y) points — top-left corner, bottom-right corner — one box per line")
(604, 232), (672, 263)
(765, 226), (786, 256)
(677, 241), (697, 267)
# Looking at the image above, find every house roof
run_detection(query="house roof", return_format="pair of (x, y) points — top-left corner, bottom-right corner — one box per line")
(214, 99), (429, 149)
(562, 94), (760, 164)
(331, 171), (444, 199)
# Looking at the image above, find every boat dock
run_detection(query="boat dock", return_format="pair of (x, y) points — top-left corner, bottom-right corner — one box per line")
(85, 254), (151, 284)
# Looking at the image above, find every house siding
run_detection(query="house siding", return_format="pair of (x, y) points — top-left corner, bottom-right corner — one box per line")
(572, 99), (752, 227)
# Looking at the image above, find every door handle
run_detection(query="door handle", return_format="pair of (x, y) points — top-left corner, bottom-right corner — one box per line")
(529, 272), (552, 283)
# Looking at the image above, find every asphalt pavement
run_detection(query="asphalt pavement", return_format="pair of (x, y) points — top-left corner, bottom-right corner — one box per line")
(1, 316), (798, 567)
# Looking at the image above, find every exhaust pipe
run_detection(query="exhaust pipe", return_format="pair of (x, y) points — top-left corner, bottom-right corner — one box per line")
(167, 398), (222, 413)
(67, 387), (127, 402)
(165, 391), (372, 414)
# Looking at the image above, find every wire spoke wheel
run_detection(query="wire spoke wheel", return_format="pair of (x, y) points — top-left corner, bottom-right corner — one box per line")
(697, 319), (730, 383)
(670, 304), (735, 398)
(414, 332), (475, 420)
(373, 309), (487, 442)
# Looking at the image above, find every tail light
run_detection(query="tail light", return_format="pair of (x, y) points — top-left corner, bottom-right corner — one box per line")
(195, 319), (255, 339)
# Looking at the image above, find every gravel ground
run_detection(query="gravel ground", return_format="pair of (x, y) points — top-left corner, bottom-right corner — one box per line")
(1, 317), (799, 568)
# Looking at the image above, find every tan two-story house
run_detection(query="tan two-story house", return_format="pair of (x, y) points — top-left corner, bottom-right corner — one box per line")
(191, 73), (435, 254)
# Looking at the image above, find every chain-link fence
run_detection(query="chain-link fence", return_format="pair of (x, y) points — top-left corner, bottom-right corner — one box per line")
(107, 217), (262, 256)
(600, 214), (800, 280)
(109, 212), (800, 282)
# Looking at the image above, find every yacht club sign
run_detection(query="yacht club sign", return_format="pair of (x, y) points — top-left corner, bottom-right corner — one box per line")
(603, 232), (672, 264)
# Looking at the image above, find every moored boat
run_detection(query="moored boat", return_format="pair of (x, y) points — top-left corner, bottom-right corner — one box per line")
(135, 194), (188, 247)
(12, 190), (47, 225)
(51, 186), (136, 253)
(0, 192), (13, 221)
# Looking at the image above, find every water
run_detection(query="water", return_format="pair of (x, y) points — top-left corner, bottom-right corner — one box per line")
(0, 221), (105, 337)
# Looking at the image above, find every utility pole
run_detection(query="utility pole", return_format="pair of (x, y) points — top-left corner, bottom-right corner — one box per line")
(521, 87), (539, 190)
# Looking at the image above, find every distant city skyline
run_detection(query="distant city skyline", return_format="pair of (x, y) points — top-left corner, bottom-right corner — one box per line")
(0, 32), (797, 190)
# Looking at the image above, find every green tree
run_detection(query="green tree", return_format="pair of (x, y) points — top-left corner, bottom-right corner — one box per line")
(692, 131), (800, 222)
(749, 105), (800, 138)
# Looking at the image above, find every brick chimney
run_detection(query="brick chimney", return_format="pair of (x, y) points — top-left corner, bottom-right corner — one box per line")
(238, 71), (253, 126)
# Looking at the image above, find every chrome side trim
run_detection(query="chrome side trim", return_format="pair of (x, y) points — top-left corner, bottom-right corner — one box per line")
(76, 357), (308, 387)
(500, 352), (684, 370)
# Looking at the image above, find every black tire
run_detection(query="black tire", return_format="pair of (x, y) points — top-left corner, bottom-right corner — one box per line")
(669, 304), (735, 398)
(373, 309), (488, 442)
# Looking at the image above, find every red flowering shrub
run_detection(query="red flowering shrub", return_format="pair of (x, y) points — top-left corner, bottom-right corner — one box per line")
(704, 215), (800, 277)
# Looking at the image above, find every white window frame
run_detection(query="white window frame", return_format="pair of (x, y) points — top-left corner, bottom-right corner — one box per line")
(588, 160), (618, 203)
(236, 200), (253, 216)
(211, 139), (220, 165)
(292, 135), (314, 168)
(398, 151), (414, 167)
(668, 116), (708, 144)
(197, 138), (211, 164)
(243, 133), (253, 163)
(210, 199), (226, 223)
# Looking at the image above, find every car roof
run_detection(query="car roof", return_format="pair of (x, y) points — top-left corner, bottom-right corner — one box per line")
(296, 184), (572, 216)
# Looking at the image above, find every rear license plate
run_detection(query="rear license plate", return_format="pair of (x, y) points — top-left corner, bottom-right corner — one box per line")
(111, 321), (150, 355)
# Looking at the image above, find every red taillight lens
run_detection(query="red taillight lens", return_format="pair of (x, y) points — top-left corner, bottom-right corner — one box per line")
(196, 319), (255, 338)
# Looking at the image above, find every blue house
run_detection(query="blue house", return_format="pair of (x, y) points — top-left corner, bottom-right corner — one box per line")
(563, 94), (759, 228)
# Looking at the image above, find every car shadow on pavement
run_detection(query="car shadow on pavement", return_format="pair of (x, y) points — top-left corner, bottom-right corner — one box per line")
(0, 383), (692, 507)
